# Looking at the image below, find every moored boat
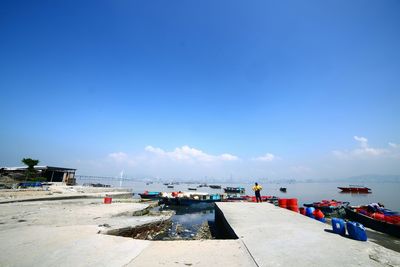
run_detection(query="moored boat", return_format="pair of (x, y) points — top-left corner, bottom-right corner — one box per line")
(139, 191), (161, 199)
(224, 194), (248, 202)
(344, 206), (400, 238)
(209, 185), (221, 189)
(247, 195), (279, 204)
(224, 187), (245, 194)
(304, 199), (349, 214)
(279, 187), (287, 193)
(160, 192), (225, 206)
(188, 187), (197, 191)
(338, 185), (371, 193)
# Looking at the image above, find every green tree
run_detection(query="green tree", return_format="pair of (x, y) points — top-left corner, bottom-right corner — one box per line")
(21, 158), (39, 180)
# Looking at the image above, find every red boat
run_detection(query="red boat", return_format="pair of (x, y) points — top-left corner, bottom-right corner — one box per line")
(345, 206), (400, 238)
(338, 185), (371, 193)
(304, 199), (349, 214)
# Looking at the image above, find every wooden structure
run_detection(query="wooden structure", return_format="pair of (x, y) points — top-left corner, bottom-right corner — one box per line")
(0, 166), (77, 185)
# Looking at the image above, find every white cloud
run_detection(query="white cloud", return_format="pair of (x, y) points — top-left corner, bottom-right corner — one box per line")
(253, 153), (276, 162)
(145, 145), (239, 162)
(107, 152), (136, 166)
(354, 136), (368, 148)
(220, 153), (239, 161)
(333, 136), (389, 159)
(389, 142), (399, 148)
(108, 152), (128, 161)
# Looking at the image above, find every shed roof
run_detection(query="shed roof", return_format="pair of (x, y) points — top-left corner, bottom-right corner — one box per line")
(1, 166), (76, 171)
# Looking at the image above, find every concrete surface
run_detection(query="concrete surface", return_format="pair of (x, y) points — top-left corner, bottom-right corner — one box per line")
(1, 197), (399, 267)
(215, 202), (400, 267)
(0, 199), (170, 267)
(0, 225), (150, 267)
(129, 240), (256, 267)
(0, 185), (133, 204)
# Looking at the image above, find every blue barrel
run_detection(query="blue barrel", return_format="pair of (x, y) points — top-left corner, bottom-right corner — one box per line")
(346, 221), (367, 241)
(305, 207), (315, 218)
(332, 218), (346, 235)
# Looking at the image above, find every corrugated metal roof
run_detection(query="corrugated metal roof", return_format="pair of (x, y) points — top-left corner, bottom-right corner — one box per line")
(1, 166), (76, 171)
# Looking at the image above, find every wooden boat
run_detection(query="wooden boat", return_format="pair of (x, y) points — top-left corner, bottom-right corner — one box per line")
(304, 199), (349, 214)
(224, 187), (245, 194)
(344, 206), (400, 238)
(279, 187), (287, 193)
(338, 185), (371, 193)
(139, 191), (161, 199)
(209, 185), (221, 189)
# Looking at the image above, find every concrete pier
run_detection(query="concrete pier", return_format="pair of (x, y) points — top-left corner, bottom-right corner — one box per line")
(0, 199), (399, 266)
(215, 202), (400, 267)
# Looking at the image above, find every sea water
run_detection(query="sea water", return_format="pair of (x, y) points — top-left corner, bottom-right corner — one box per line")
(76, 178), (400, 240)
(87, 180), (400, 211)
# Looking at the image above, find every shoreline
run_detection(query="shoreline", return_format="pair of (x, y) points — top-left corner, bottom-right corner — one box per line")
(0, 185), (399, 266)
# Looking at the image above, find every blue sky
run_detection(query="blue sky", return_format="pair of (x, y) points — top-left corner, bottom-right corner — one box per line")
(1, 0), (399, 180)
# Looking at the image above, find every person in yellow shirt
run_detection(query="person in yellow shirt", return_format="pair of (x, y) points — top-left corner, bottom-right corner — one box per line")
(252, 182), (263, 203)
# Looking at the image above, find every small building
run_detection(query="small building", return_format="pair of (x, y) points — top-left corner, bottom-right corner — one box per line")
(0, 166), (77, 185)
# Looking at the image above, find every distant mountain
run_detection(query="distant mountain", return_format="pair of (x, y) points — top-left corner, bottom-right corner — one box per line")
(340, 174), (400, 183)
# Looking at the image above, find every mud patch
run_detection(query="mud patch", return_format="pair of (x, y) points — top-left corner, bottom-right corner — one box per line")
(106, 220), (172, 240)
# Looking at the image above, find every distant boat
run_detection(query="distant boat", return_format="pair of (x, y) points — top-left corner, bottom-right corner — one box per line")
(224, 187), (245, 194)
(338, 185), (371, 193)
(279, 187), (287, 193)
(209, 185), (221, 189)
(198, 183), (208, 188)
(188, 187), (197, 191)
(167, 185), (174, 188)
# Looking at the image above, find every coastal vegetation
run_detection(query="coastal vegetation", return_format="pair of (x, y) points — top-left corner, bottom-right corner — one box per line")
(21, 158), (39, 179)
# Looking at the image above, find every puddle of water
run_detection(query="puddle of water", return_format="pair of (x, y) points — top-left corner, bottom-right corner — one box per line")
(155, 203), (215, 240)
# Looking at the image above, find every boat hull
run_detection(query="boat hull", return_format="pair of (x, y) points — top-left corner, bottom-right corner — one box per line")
(139, 193), (161, 199)
(338, 187), (371, 193)
(160, 197), (220, 206)
(303, 200), (349, 214)
(223, 187), (245, 194)
(209, 185), (221, 189)
(344, 207), (400, 238)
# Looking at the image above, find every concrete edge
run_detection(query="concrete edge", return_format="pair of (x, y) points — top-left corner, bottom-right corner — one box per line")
(0, 192), (132, 204)
(214, 203), (238, 239)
